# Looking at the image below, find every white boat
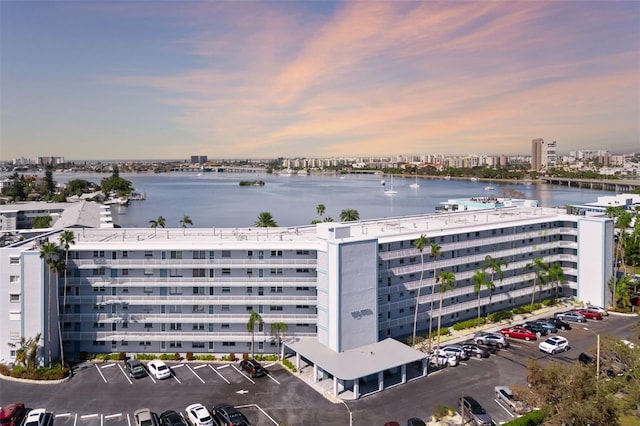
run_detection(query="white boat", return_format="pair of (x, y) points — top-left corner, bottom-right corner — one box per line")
(409, 173), (420, 188)
(381, 179), (386, 186)
(484, 186), (495, 191)
(279, 169), (294, 176)
(384, 176), (398, 196)
(470, 177), (478, 182)
(444, 175), (451, 180)
(197, 173), (202, 177)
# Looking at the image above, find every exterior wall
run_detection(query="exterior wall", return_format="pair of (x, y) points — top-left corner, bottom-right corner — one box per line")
(577, 217), (614, 307)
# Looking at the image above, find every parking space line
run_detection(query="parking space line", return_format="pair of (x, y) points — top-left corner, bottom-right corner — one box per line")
(55, 413), (72, 418)
(104, 414), (122, 419)
(193, 364), (207, 370)
(236, 404), (278, 426)
(494, 399), (516, 417)
(231, 364), (255, 384)
(118, 363), (133, 384)
(73, 414), (77, 426)
(171, 372), (182, 384)
(147, 372), (156, 384)
(265, 373), (280, 385)
(217, 364), (229, 370)
(101, 363), (116, 369)
(81, 414), (99, 419)
(95, 364), (107, 383)
(208, 364), (230, 384)
(101, 414), (104, 426)
(186, 364), (206, 383)
(126, 414), (131, 426)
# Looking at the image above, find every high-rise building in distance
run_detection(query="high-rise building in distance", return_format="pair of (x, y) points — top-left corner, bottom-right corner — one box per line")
(531, 138), (557, 172)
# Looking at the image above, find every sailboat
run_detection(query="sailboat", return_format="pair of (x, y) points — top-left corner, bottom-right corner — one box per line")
(409, 173), (420, 188)
(384, 175), (398, 196)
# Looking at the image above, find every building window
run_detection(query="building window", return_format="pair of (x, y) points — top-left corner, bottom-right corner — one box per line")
(222, 342), (236, 347)
(169, 342), (182, 348)
(169, 269), (182, 277)
(221, 324), (230, 329)
(193, 323), (205, 331)
(144, 269), (153, 276)
(193, 250), (205, 259)
(270, 286), (283, 293)
(93, 251), (105, 257)
(144, 251), (153, 258)
(121, 251), (128, 258)
(296, 305), (309, 309)
(222, 287), (231, 293)
(139, 341), (151, 346)
(221, 305), (230, 311)
(122, 322), (128, 328)
(192, 305), (204, 313)
(9, 275), (20, 283)
(93, 341), (106, 346)
(169, 287), (182, 295)
(270, 268), (283, 275)
(246, 269), (253, 275)
(221, 251), (231, 258)
(271, 250), (283, 257)
(93, 304), (105, 310)
(121, 269), (129, 276)
(193, 269), (205, 278)
(246, 306), (253, 311)
(192, 342), (205, 348)
(9, 257), (19, 264)
(247, 250), (253, 256)
(169, 323), (182, 330)
(246, 287), (253, 293)
(93, 286), (106, 293)
(144, 323), (153, 329)
(192, 287), (204, 295)
(221, 268), (231, 275)
(296, 268), (309, 273)
(9, 294), (20, 303)
(169, 305), (181, 313)
(92, 268), (105, 275)
(170, 251), (183, 259)
(296, 250), (310, 255)
(270, 306), (283, 311)
(93, 322), (105, 328)
(296, 286), (309, 291)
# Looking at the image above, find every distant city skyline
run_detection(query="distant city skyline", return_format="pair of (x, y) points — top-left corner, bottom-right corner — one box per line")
(1, 1), (639, 161)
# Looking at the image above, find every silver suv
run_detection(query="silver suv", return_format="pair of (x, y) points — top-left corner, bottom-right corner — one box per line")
(473, 332), (508, 349)
(459, 396), (493, 426)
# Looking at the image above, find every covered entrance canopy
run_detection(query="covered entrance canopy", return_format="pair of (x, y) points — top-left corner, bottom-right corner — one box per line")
(284, 338), (428, 399)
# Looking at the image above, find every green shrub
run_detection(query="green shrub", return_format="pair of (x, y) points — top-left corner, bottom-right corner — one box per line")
(439, 327), (450, 336)
(541, 298), (557, 307)
(159, 353), (174, 360)
(489, 311), (513, 322)
(264, 355), (278, 361)
(502, 410), (545, 426)
(453, 318), (486, 331)
(432, 404), (455, 421)
(110, 353), (120, 360)
(137, 353), (158, 360)
(282, 358), (297, 372)
(229, 353), (236, 362)
(194, 354), (216, 361)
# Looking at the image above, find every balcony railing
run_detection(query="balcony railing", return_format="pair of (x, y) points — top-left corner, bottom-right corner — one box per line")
(65, 294), (317, 306)
(71, 258), (317, 269)
(62, 330), (317, 342)
(69, 276), (317, 288)
(61, 313), (318, 324)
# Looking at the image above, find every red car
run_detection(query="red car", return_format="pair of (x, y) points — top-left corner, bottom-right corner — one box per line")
(0, 403), (27, 426)
(573, 309), (603, 320)
(500, 326), (537, 341)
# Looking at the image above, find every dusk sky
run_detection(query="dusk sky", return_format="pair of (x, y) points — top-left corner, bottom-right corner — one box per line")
(1, 1), (639, 161)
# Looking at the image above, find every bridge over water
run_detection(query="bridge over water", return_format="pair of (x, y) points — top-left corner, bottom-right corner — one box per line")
(541, 177), (640, 193)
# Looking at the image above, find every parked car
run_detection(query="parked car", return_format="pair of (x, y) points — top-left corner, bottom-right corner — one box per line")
(159, 411), (187, 426)
(211, 404), (249, 426)
(545, 317), (572, 330)
(23, 409), (48, 426)
(186, 404), (214, 426)
(239, 359), (265, 378)
(125, 359), (147, 379)
(585, 305), (609, 316)
(579, 352), (595, 365)
(573, 309), (603, 320)
(630, 295), (640, 306)
(500, 326), (537, 341)
(439, 345), (470, 361)
(0, 403), (27, 426)
(538, 336), (570, 354)
(555, 311), (586, 323)
(520, 322), (549, 337)
(133, 409), (158, 426)
(532, 319), (558, 333)
(429, 352), (457, 367)
(494, 386), (528, 414)
(147, 360), (171, 380)
(407, 418), (426, 426)
(474, 332), (508, 348)
(461, 344), (490, 359)
(459, 396), (493, 426)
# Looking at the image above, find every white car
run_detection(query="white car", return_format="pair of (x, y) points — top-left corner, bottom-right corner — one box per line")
(185, 404), (214, 426)
(24, 409), (48, 426)
(429, 352), (458, 367)
(147, 360), (171, 380)
(538, 336), (569, 354)
(585, 305), (609, 316)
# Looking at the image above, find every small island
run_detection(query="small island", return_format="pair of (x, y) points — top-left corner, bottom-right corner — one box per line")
(239, 180), (265, 186)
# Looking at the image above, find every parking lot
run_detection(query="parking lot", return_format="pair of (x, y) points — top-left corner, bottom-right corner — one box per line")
(2, 313), (637, 426)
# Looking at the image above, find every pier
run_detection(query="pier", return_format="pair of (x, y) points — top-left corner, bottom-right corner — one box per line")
(541, 177), (640, 193)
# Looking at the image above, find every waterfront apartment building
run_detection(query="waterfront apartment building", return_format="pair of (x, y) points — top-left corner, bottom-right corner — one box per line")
(0, 206), (612, 368)
(531, 138), (557, 172)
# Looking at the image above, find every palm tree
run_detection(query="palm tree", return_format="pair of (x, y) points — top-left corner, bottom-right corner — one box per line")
(270, 322), (288, 359)
(435, 271), (456, 355)
(149, 216), (166, 228)
(472, 270), (491, 326)
(180, 214), (193, 229)
(339, 208), (359, 222)
(525, 257), (549, 308)
(547, 262), (565, 299)
(58, 230), (75, 315)
(316, 204), (326, 217)
(606, 207), (632, 308)
(411, 234), (428, 347)
(8, 333), (41, 372)
(50, 258), (67, 366)
(255, 212), (278, 227)
(482, 255), (506, 318)
(247, 310), (263, 358)
(40, 241), (59, 367)
(427, 241), (442, 354)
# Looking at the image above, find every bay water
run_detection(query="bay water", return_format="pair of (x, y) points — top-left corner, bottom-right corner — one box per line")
(54, 172), (612, 229)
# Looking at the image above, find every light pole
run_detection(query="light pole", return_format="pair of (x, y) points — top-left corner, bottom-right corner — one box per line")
(584, 327), (600, 379)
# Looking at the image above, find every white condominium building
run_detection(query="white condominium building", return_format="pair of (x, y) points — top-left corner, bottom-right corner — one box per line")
(0, 206), (613, 368)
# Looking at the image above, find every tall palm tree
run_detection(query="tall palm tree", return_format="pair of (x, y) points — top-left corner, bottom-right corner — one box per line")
(270, 322), (288, 359)
(255, 212), (278, 227)
(40, 241), (59, 367)
(482, 255), (506, 318)
(606, 207), (632, 308)
(411, 234), (428, 347)
(246, 310), (263, 358)
(472, 270), (490, 326)
(180, 214), (193, 229)
(58, 230), (75, 315)
(51, 258), (67, 366)
(149, 216), (166, 228)
(427, 241), (442, 354)
(435, 271), (456, 355)
(316, 204), (326, 217)
(547, 262), (565, 299)
(339, 208), (360, 222)
(525, 257), (549, 308)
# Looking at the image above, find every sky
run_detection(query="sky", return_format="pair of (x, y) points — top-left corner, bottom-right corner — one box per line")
(1, 1), (639, 161)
